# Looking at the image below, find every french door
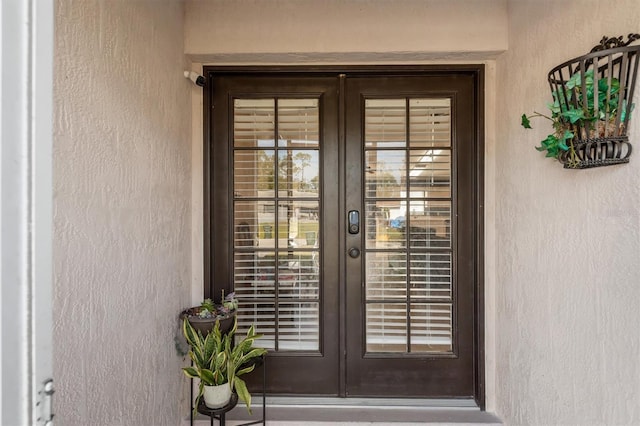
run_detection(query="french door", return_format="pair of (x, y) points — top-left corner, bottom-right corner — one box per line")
(206, 68), (483, 403)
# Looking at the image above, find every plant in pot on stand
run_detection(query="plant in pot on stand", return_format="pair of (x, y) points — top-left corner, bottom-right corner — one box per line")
(182, 316), (266, 414)
(180, 291), (238, 336)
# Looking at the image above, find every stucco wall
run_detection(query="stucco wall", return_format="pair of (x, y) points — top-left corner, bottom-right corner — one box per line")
(496, 1), (640, 424)
(185, 0), (508, 62)
(53, 1), (191, 424)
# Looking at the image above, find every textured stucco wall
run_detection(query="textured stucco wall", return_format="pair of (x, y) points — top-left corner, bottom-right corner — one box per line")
(496, 1), (640, 424)
(53, 1), (191, 424)
(184, 0), (508, 62)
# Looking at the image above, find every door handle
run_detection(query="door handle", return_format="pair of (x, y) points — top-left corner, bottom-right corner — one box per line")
(348, 247), (360, 258)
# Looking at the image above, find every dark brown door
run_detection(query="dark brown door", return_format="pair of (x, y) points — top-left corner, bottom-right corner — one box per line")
(344, 75), (479, 397)
(206, 69), (482, 401)
(209, 75), (341, 394)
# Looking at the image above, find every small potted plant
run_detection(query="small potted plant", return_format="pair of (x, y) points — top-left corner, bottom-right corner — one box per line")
(182, 316), (266, 414)
(180, 291), (238, 335)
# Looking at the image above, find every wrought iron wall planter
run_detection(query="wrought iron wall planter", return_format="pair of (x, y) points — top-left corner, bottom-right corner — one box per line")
(549, 34), (640, 169)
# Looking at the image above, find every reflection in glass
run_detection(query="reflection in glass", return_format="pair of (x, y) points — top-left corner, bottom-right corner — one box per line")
(365, 150), (405, 198)
(237, 301), (276, 350)
(277, 150), (319, 198)
(365, 99), (406, 148)
(278, 99), (319, 147)
(409, 149), (451, 198)
(366, 303), (407, 353)
(234, 201), (269, 248)
(234, 98), (322, 354)
(278, 302), (320, 351)
(234, 150), (275, 198)
(408, 201), (451, 249)
(409, 98), (451, 148)
(366, 252), (407, 300)
(277, 251), (319, 299)
(363, 96), (454, 354)
(276, 201), (319, 250)
(409, 253), (452, 300)
(234, 99), (275, 148)
(410, 303), (452, 353)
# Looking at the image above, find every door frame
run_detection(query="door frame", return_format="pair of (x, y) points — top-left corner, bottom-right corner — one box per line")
(202, 65), (485, 408)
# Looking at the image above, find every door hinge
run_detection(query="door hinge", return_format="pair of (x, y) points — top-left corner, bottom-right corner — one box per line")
(36, 379), (55, 426)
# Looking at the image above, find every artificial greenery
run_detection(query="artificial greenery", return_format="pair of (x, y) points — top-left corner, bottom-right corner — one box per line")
(182, 317), (266, 414)
(521, 68), (633, 166)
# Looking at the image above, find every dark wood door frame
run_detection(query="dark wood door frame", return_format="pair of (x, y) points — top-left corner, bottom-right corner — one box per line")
(202, 65), (485, 409)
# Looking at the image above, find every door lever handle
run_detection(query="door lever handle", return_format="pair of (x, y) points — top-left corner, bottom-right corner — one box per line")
(348, 247), (360, 258)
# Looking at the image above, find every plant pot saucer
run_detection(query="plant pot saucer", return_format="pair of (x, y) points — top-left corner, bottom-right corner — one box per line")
(197, 392), (238, 416)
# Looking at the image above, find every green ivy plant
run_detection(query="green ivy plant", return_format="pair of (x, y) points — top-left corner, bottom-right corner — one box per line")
(521, 69), (633, 166)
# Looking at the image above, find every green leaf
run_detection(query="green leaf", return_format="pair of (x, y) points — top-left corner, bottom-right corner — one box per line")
(182, 367), (199, 379)
(200, 368), (216, 386)
(234, 377), (252, 414)
(566, 72), (582, 90)
(562, 108), (585, 124)
(242, 348), (268, 362)
(183, 318), (202, 349)
(521, 114), (532, 129)
(236, 364), (256, 377)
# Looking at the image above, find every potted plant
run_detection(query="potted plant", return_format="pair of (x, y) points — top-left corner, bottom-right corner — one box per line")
(521, 34), (639, 169)
(180, 291), (238, 335)
(182, 316), (266, 414)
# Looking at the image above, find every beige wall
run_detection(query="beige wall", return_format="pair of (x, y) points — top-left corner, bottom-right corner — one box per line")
(53, 1), (191, 424)
(185, 0), (508, 62)
(496, 0), (640, 424)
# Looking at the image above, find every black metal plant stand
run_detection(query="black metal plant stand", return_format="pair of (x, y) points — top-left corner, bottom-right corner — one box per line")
(189, 355), (266, 426)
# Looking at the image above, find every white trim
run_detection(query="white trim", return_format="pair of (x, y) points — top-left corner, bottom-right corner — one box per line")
(1, 0), (54, 424)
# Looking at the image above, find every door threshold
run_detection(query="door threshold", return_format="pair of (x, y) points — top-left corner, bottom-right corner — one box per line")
(214, 397), (502, 425)
(258, 396), (479, 409)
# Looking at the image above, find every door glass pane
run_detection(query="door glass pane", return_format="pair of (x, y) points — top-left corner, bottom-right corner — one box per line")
(410, 303), (452, 353)
(278, 99), (319, 147)
(409, 98), (451, 148)
(364, 97), (453, 354)
(365, 150), (405, 198)
(277, 251), (319, 299)
(366, 303), (407, 353)
(237, 300), (276, 350)
(234, 98), (321, 352)
(409, 149), (451, 198)
(365, 99), (406, 148)
(409, 252), (452, 300)
(365, 252), (407, 300)
(234, 201), (267, 248)
(277, 150), (319, 198)
(408, 200), (451, 249)
(234, 150), (275, 198)
(234, 99), (275, 148)
(278, 302), (319, 351)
